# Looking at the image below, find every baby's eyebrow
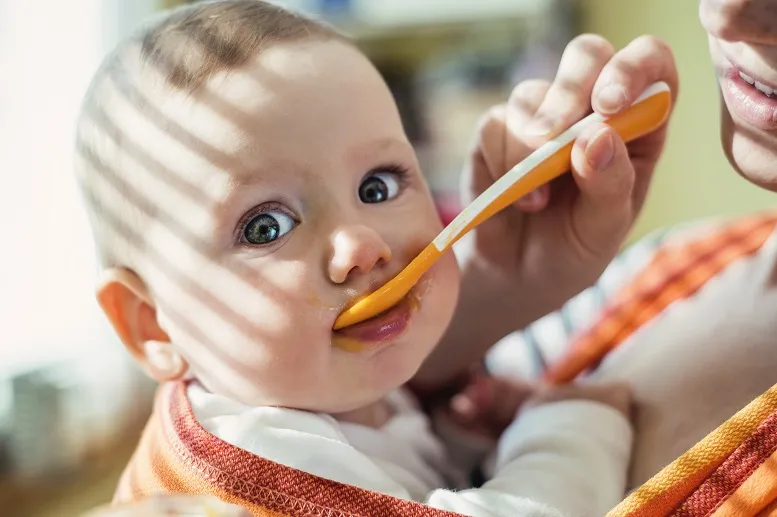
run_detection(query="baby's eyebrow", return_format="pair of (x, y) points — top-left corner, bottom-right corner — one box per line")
(346, 137), (413, 163)
(211, 158), (308, 217)
(221, 171), (270, 197)
(219, 158), (301, 198)
(210, 170), (273, 222)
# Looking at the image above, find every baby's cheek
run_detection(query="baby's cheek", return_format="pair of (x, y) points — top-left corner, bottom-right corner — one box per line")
(437, 252), (461, 307)
(418, 251), (460, 336)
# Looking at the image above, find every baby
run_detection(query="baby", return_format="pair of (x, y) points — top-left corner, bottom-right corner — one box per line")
(75, 1), (632, 516)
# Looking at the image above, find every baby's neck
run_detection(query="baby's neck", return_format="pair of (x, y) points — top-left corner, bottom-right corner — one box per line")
(331, 397), (395, 429)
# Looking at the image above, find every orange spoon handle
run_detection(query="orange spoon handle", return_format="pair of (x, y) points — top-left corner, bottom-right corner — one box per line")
(432, 81), (672, 252)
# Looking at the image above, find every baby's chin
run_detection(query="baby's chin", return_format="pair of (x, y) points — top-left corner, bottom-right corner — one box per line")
(320, 323), (448, 413)
(294, 257), (460, 414)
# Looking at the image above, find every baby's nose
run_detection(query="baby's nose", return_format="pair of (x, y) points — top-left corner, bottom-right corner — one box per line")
(328, 225), (392, 284)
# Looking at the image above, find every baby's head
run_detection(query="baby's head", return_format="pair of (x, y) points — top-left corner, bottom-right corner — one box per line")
(75, 0), (460, 413)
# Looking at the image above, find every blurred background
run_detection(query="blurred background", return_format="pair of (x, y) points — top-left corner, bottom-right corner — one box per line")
(1, 0), (775, 515)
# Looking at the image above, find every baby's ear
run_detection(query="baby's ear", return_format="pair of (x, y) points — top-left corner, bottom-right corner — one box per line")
(96, 268), (188, 382)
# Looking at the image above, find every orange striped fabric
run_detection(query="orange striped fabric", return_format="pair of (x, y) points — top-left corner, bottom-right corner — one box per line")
(115, 382), (468, 517)
(538, 213), (777, 517)
(543, 214), (777, 385)
(757, 498), (777, 516)
(672, 403), (777, 517)
(606, 386), (777, 517)
(709, 447), (777, 517)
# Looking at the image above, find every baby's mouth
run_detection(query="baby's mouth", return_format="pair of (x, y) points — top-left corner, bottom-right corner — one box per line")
(332, 289), (418, 348)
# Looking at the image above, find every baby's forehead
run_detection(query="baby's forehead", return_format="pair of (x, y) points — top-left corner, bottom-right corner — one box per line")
(101, 39), (404, 202)
(140, 41), (372, 136)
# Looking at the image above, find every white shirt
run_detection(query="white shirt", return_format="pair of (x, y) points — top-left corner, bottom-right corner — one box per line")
(188, 383), (632, 517)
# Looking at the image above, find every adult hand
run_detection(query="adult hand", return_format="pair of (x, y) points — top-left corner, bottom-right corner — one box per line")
(464, 34), (678, 308)
(416, 35), (678, 387)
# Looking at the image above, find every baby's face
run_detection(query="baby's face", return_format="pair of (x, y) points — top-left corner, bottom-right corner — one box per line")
(127, 40), (460, 412)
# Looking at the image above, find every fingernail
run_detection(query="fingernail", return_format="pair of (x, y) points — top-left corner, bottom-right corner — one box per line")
(585, 127), (615, 171)
(519, 189), (542, 205)
(525, 117), (552, 136)
(597, 85), (627, 114)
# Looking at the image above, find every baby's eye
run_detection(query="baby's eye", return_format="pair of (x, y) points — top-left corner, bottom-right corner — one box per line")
(242, 211), (297, 245)
(359, 172), (401, 204)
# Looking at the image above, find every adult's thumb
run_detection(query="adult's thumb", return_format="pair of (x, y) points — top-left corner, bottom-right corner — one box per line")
(569, 123), (635, 256)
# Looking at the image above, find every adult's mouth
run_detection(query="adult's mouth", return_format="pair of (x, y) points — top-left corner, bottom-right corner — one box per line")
(720, 59), (777, 131)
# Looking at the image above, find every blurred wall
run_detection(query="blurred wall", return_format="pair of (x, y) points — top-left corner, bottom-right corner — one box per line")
(581, 0), (776, 241)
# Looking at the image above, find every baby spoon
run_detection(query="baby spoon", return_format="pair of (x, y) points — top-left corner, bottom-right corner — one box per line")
(333, 81), (672, 330)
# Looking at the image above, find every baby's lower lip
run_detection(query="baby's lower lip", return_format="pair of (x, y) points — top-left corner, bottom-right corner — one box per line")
(332, 293), (413, 347)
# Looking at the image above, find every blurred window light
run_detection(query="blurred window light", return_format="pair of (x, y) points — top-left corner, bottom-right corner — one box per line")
(0, 1), (154, 376)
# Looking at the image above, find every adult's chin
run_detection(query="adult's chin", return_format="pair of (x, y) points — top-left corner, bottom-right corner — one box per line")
(721, 98), (777, 192)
